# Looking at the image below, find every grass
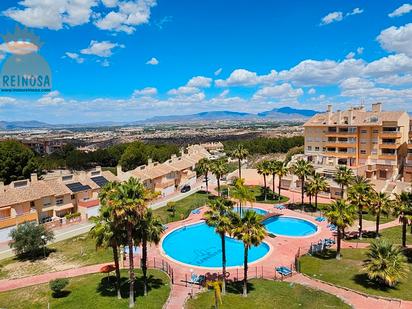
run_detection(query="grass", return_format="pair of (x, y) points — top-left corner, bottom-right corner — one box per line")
(185, 279), (350, 309)
(0, 269), (170, 309)
(300, 248), (412, 300)
(153, 191), (212, 224)
(347, 225), (412, 246)
(362, 212), (397, 224)
(0, 234), (112, 279)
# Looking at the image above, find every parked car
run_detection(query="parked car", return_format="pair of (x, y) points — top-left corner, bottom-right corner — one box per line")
(180, 185), (191, 193)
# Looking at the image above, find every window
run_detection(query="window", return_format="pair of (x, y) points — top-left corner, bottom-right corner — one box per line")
(361, 129), (367, 134)
(360, 150), (367, 154)
(371, 149), (377, 155)
(56, 196), (64, 205)
(315, 147), (319, 151)
(307, 146), (312, 151)
(43, 197), (51, 207)
(372, 129), (379, 134)
(71, 194), (75, 200)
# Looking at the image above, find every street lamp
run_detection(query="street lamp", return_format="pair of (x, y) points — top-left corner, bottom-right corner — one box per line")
(189, 268), (194, 298)
(41, 235), (46, 258)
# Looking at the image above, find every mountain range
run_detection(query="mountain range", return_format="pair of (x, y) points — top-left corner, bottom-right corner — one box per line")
(0, 107), (320, 130)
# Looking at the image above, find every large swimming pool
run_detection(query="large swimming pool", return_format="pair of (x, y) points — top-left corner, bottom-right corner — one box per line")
(233, 207), (268, 216)
(263, 216), (317, 237)
(162, 222), (270, 268)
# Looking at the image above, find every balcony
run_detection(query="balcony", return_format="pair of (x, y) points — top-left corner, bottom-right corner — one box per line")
(324, 151), (356, 158)
(78, 198), (99, 208)
(378, 154), (397, 161)
(379, 131), (401, 138)
(325, 131), (357, 137)
(325, 142), (357, 148)
(379, 142), (401, 149)
(0, 210), (38, 229)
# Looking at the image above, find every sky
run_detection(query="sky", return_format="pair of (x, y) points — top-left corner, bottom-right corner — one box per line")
(0, 0), (411, 123)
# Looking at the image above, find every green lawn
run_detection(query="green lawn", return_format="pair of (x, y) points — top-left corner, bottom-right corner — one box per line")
(185, 279), (349, 309)
(362, 212), (397, 224)
(300, 248), (412, 300)
(0, 234), (112, 279)
(347, 225), (412, 245)
(153, 191), (212, 224)
(0, 269), (170, 309)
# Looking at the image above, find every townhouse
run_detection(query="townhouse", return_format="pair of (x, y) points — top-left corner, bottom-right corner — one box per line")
(403, 118), (412, 182)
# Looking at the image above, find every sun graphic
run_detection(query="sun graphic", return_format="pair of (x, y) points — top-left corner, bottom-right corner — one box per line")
(1, 26), (43, 55)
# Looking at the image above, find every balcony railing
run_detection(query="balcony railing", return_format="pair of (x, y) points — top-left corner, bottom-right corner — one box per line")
(78, 198), (100, 208)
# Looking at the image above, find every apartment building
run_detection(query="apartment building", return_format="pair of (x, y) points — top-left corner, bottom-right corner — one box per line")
(403, 119), (412, 182)
(117, 144), (212, 197)
(303, 103), (410, 181)
(0, 167), (118, 241)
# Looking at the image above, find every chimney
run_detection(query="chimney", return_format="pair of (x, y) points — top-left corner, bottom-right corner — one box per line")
(348, 108), (353, 125)
(0, 182), (4, 192)
(372, 102), (382, 113)
(327, 104), (333, 124)
(337, 110), (342, 124)
(95, 166), (102, 172)
(147, 158), (154, 168)
(30, 173), (38, 182)
(327, 105), (332, 113)
(116, 165), (123, 176)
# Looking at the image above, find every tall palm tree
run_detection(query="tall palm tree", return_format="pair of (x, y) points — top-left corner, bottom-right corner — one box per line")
(113, 178), (152, 308)
(276, 161), (288, 198)
(363, 239), (409, 287)
(210, 158), (229, 196)
(394, 192), (412, 247)
(305, 182), (315, 206)
(89, 206), (124, 300)
(268, 160), (281, 199)
(370, 191), (392, 238)
(231, 144), (249, 179)
(348, 176), (373, 239)
(309, 173), (328, 210)
(334, 166), (354, 199)
(204, 197), (235, 295)
(196, 158), (211, 194)
(323, 199), (357, 259)
(230, 178), (256, 217)
(232, 210), (267, 297)
(291, 159), (314, 207)
(134, 209), (164, 296)
(256, 160), (271, 201)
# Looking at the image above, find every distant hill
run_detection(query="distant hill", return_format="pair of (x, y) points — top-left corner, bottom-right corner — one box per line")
(0, 106), (320, 129)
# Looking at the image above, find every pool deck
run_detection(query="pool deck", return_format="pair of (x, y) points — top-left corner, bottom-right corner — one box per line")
(148, 201), (335, 308)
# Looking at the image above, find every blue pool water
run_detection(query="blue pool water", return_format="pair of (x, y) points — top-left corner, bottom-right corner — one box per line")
(162, 222), (270, 267)
(263, 216), (317, 237)
(233, 207), (268, 216)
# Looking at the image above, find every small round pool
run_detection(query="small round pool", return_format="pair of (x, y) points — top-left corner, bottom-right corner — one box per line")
(263, 216), (317, 237)
(233, 207), (268, 216)
(162, 222), (270, 267)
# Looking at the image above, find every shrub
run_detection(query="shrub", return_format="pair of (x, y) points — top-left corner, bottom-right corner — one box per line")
(65, 212), (81, 220)
(49, 278), (69, 296)
(9, 222), (54, 259)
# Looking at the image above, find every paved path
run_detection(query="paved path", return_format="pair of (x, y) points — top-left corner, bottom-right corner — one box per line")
(287, 273), (412, 309)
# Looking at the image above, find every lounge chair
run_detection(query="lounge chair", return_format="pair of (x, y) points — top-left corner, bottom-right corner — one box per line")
(315, 216), (326, 222)
(275, 266), (292, 277)
(274, 204), (285, 210)
(191, 209), (201, 215)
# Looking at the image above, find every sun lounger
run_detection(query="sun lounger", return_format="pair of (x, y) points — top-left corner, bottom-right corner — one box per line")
(191, 209), (201, 215)
(275, 266), (292, 277)
(274, 205), (285, 210)
(315, 216), (326, 222)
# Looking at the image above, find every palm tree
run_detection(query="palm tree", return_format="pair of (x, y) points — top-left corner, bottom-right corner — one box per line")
(113, 178), (152, 308)
(196, 158), (211, 194)
(363, 239), (409, 287)
(230, 178), (256, 217)
(231, 144), (249, 179)
(89, 206), (123, 299)
(276, 161), (288, 198)
(134, 209), (164, 296)
(334, 166), (354, 199)
(232, 210), (267, 296)
(370, 191), (392, 238)
(348, 176), (373, 239)
(323, 199), (357, 259)
(210, 158), (229, 196)
(268, 160), (281, 200)
(256, 160), (270, 201)
(291, 159), (314, 207)
(394, 192), (412, 247)
(204, 197), (235, 295)
(309, 173), (328, 210)
(305, 182), (315, 206)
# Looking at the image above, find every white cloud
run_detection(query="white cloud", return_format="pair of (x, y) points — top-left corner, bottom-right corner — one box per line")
(253, 83), (303, 99)
(388, 3), (412, 17)
(377, 23), (412, 57)
(308, 88), (316, 95)
(215, 69), (277, 87)
(375, 74), (412, 85)
(81, 40), (123, 58)
(95, 0), (157, 34)
(320, 11), (343, 25)
(346, 51), (355, 59)
(37, 90), (64, 106)
(0, 96), (16, 106)
(186, 76), (212, 88)
(146, 57), (159, 65)
(102, 0), (118, 8)
(100, 59), (110, 67)
(340, 77), (374, 90)
(133, 87), (157, 96)
(357, 47), (364, 55)
(347, 8), (364, 16)
(214, 68), (222, 76)
(167, 86), (200, 96)
(364, 53), (412, 77)
(64, 52), (84, 64)
(3, 0), (96, 30)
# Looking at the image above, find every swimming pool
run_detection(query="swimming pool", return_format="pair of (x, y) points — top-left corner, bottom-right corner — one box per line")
(233, 207), (268, 216)
(162, 222), (270, 267)
(263, 216), (317, 237)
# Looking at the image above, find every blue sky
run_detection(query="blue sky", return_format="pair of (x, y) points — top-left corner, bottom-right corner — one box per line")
(0, 0), (411, 123)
